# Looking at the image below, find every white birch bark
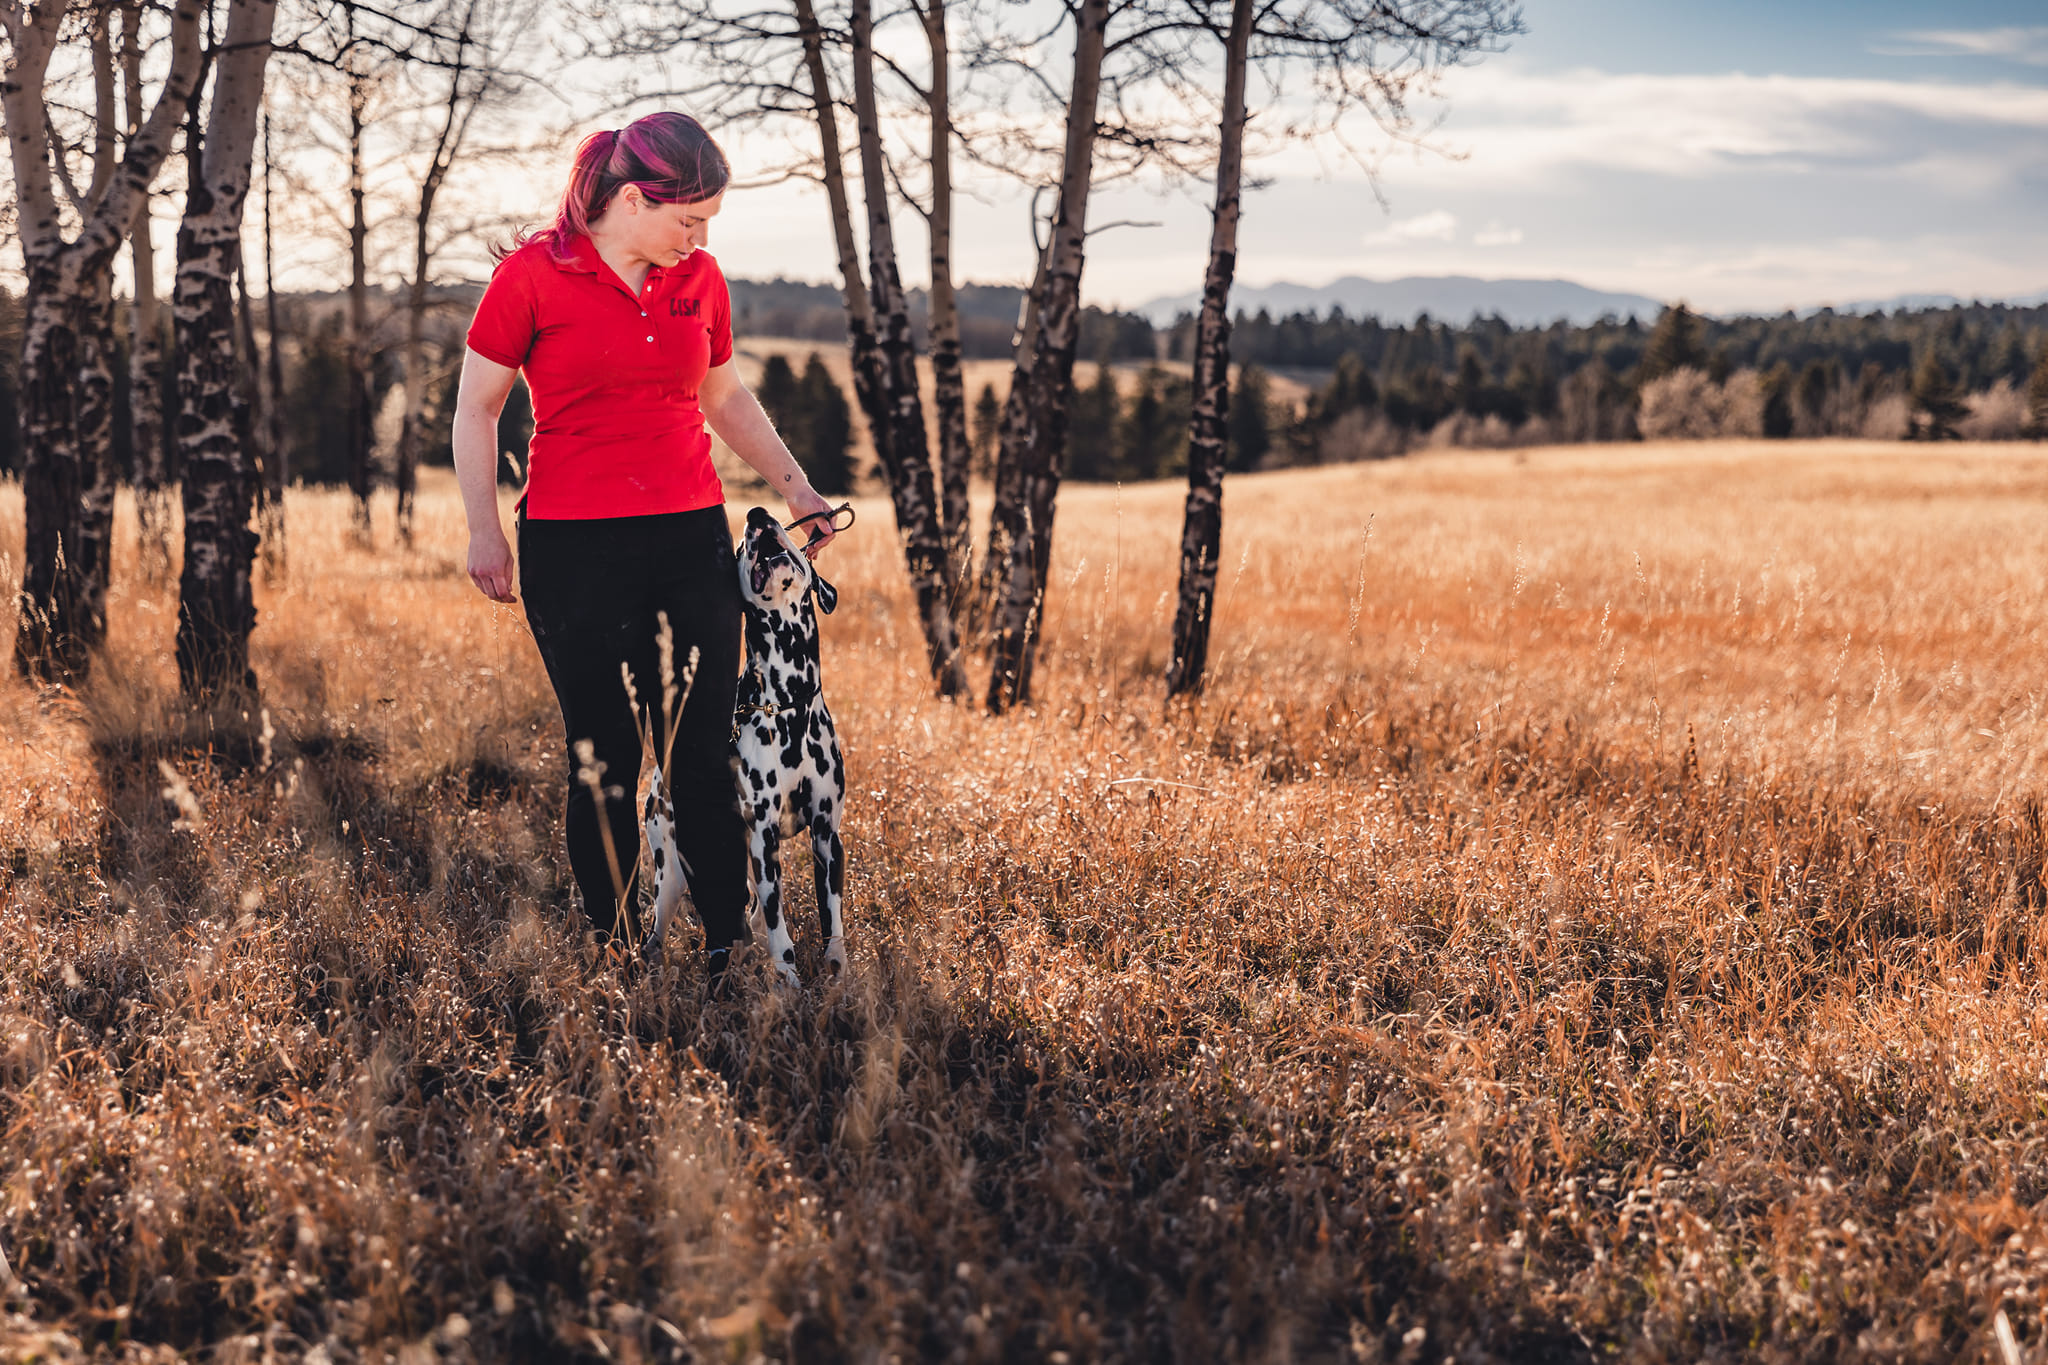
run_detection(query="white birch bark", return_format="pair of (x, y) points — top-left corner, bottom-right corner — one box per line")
(849, 0), (968, 695)
(173, 0), (278, 698)
(397, 3), (483, 547)
(920, 0), (972, 587)
(123, 0), (175, 584)
(986, 0), (1108, 711)
(3, 0), (204, 680)
(257, 111), (287, 577)
(344, 2), (375, 540)
(1165, 0), (1253, 698)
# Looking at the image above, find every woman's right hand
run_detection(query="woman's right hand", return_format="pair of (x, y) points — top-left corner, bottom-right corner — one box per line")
(469, 526), (517, 603)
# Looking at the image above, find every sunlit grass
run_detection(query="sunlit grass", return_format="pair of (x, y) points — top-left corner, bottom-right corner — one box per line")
(1, 439), (2046, 1360)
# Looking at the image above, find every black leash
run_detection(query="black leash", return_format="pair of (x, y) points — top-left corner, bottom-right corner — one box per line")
(784, 502), (855, 547)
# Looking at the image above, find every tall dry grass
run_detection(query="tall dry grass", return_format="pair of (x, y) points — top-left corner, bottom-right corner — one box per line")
(1, 438), (2046, 1362)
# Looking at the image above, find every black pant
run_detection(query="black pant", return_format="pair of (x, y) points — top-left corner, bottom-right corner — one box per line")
(519, 506), (748, 949)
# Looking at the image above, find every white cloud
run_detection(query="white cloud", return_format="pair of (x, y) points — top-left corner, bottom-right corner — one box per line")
(1075, 57), (2048, 314)
(1362, 209), (1458, 246)
(1875, 27), (2048, 66)
(1252, 62), (2048, 189)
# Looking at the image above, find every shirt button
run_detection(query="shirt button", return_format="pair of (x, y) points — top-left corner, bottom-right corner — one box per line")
(646, 335), (654, 342)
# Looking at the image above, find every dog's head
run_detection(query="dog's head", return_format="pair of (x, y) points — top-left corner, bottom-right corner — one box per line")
(738, 506), (838, 616)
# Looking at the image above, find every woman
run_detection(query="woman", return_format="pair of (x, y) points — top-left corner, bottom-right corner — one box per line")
(451, 112), (836, 979)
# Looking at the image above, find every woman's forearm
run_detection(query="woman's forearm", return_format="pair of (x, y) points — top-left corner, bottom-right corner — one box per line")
(705, 384), (813, 497)
(453, 404), (510, 541)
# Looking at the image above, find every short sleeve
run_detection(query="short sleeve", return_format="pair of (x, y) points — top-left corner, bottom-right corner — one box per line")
(706, 258), (733, 368)
(467, 251), (537, 368)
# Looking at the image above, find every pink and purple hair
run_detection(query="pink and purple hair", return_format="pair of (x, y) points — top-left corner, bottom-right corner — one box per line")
(513, 112), (730, 260)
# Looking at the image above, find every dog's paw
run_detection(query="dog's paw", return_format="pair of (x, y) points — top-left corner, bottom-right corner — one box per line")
(642, 929), (664, 968)
(773, 956), (802, 989)
(824, 940), (847, 977)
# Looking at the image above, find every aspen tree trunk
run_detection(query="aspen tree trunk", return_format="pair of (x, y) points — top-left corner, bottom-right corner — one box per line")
(7, 9), (85, 682)
(85, 11), (118, 203)
(73, 14), (121, 633)
(345, 12), (375, 542)
(235, 244), (274, 564)
(75, 272), (119, 639)
(396, 237), (430, 546)
(1165, 0), (1252, 698)
(397, 20), (475, 548)
(123, 0), (174, 584)
(971, 240), (1046, 631)
(174, 0), (278, 699)
(986, 0), (1108, 712)
(3, 0), (203, 681)
(64, 16), (122, 647)
(794, 0), (886, 440)
(14, 278), (91, 680)
(921, 0), (972, 586)
(258, 112), (287, 575)
(849, 0), (968, 695)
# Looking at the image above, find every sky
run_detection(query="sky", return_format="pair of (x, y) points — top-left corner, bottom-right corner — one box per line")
(60, 0), (2048, 319)
(698, 0), (2048, 316)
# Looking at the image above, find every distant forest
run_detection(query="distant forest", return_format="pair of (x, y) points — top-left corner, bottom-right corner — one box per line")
(0, 284), (2040, 493)
(1040, 295), (2048, 479)
(1185, 298), (2048, 458)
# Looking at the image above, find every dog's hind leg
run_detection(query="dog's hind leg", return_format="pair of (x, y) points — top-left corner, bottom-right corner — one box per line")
(810, 822), (846, 976)
(751, 822), (800, 986)
(641, 764), (688, 961)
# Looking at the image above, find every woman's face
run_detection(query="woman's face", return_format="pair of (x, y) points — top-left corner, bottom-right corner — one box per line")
(617, 187), (724, 266)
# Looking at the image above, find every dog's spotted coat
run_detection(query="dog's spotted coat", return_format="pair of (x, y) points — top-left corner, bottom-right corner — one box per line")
(644, 507), (846, 984)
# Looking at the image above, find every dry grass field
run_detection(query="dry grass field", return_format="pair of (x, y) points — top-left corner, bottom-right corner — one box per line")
(2, 438), (2047, 1362)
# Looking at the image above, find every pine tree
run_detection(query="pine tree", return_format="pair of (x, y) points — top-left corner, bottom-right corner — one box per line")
(284, 315), (353, 485)
(2027, 345), (2048, 439)
(1065, 365), (1119, 481)
(1762, 363), (1795, 439)
(757, 353), (806, 463)
(1226, 365), (1271, 472)
(1154, 370), (1193, 477)
(1908, 351), (1967, 441)
(1454, 346), (1488, 416)
(1119, 367), (1171, 478)
(971, 381), (1001, 477)
(1994, 325), (2031, 385)
(1328, 352), (1378, 414)
(1640, 303), (1705, 384)
(1795, 360), (1834, 435)
(798, 353), (853, 494)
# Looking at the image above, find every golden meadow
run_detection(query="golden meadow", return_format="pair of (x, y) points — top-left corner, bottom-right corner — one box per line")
(2, 438), (2045, 1361)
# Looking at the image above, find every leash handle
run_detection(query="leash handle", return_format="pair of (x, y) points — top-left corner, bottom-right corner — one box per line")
(784, 503), (855, 545)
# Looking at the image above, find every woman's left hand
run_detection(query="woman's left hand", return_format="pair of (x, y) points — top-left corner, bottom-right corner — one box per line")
(784, 485), (838, 560)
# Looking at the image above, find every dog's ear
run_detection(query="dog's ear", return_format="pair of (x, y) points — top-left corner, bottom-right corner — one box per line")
(809, 567), (838, 615)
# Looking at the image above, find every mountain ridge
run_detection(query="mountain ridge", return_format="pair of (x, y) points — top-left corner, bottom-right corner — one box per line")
(1133, 275), (1669, 328)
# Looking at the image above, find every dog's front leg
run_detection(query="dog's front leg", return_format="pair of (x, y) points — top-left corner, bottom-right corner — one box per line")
(811, 824), (846, 976)
(751, 821), (800, 986)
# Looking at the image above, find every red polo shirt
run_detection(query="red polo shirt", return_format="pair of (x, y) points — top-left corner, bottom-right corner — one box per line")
(467, 233), (733, 519)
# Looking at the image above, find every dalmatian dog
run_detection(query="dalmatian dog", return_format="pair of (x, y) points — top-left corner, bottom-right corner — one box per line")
(642, 506), (846, 985)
